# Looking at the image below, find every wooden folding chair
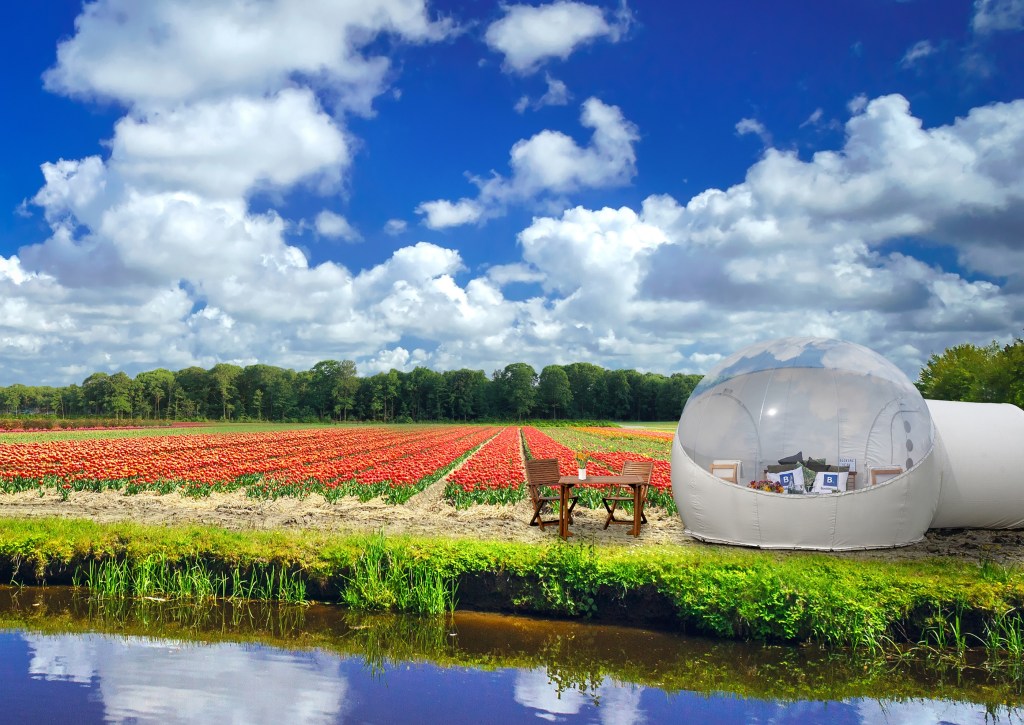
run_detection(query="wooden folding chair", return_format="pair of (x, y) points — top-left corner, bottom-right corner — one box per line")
(525, 458), (576, 531)
(602, 460), (653, 530)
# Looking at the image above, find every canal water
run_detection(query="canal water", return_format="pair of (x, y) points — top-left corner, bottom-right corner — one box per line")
(0, 587), (1021, 724)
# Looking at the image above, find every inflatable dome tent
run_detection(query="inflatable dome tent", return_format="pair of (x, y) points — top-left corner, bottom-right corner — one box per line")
(672, 337), (1024, 550)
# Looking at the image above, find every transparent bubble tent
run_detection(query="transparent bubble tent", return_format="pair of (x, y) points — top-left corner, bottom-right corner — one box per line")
(671, 337), (1024, 550)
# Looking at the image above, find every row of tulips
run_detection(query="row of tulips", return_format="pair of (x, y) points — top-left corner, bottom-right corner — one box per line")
(447, 427), (525, 492)
(577, 426), (674, 441)
(549, 427), (672, 461)
(445, 426), (526, 508)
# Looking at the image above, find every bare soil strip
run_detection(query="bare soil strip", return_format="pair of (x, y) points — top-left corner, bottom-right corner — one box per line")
(1, 487), (1023, 564)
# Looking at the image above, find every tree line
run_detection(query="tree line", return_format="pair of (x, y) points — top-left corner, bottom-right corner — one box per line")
(0, 361), (701, 423)
(2, 337), (1016, 424)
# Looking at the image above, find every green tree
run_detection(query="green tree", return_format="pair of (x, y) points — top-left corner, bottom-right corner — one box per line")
(108, 372), (136, 420)
(421, 368), (448, 420)
(405, 367), (441, 420)
(174, 367), (210, 419)
(381, 370), (400, 421)
(1, 385), (26, 415)
(604, 369), (632, 420)
(563, 362), (605, 418)
(310, 360), (344, 419)
(494, 363), (537, 420)
(991, 338), (1024, 408)
(659, 373), (702, 420)
(358, 375), (385, 420)
(265, 367), (299, 421)
(136, 369), (175, 419)
(334, 360), (359, 421)
(208, 363), (242, 419)
(63, 384), (83, 417)
(49, 388), (65, 418)
(82, 373), (112, 415)
(443, 369), (489, 420)
(916, 343), (997, 402)
(537, 365), (572, 419)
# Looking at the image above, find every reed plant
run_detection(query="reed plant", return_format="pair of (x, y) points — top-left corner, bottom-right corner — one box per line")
(340, 531), (457, 615)
(983, 610), (1024, 660)
(75, 554), (307, 604)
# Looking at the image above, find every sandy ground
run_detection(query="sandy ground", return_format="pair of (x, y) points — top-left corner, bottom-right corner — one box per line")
(1, 483), (1023, 565)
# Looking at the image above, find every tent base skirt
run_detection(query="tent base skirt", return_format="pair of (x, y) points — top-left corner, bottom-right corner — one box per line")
(682, 529), (926, 552)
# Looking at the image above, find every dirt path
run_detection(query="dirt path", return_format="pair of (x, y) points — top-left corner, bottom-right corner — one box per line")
(2, 487), (1023, 564)
(0, 485), (686, 548)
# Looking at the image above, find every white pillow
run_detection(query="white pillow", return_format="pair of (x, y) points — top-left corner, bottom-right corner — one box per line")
(767, 467), (804, 492)
(812, 471), (849, 493)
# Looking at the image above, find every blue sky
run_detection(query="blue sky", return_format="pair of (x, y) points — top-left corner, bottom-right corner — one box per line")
(1, 0), (1023, 386)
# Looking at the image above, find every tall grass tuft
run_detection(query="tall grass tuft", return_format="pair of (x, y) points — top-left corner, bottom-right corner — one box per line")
(78, 555), (307, 604)
(341, 531), (457, 615)
(983, 609), (1024, 671)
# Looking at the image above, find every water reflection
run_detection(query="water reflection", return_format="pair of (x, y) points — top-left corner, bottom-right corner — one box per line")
(1, 588), (1022, 724)
(513, 668), (643, 723)
(25, 633), (349, 723)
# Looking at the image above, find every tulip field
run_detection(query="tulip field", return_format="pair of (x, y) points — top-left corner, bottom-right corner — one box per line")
(0, 423), (675, 511)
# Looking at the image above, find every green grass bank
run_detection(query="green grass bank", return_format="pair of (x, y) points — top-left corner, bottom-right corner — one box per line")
(1, 516), (1023, 652)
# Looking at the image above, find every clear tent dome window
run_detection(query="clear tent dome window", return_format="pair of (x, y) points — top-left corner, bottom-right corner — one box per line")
(677, 337), (934, 487)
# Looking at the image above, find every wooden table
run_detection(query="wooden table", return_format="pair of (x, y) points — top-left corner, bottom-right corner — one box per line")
(557, 474), (645, 539)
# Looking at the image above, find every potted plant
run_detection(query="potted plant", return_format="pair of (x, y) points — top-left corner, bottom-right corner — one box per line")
(573, 451), (592, 480)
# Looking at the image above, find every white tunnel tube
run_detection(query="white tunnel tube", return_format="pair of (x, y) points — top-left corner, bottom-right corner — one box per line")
(928, 400), (1024, 529)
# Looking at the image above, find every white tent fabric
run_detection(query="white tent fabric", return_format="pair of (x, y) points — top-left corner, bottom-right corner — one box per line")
(928, 400), (1024, 529)
(672, 438), (940, 549)
(672, 337), (942, 550)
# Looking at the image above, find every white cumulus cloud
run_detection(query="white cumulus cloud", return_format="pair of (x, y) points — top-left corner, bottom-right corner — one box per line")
(485, 1), (630, 74)
(110, 89), (349, 199)
(416, 199), (484, 229)
(43, 0), (452, 113)
(315, 211), (361, 242)
(417, 97), (638, 228)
